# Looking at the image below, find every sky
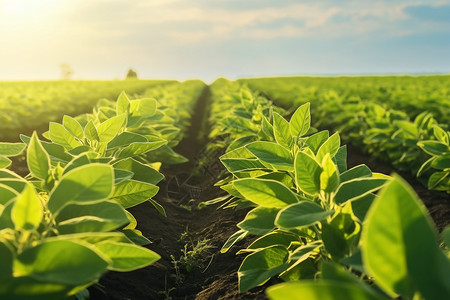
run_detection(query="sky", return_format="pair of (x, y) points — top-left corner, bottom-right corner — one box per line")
(0, 0), (449, 81)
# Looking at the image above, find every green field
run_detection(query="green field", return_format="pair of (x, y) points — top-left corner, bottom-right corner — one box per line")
(0, 77), (449, 299)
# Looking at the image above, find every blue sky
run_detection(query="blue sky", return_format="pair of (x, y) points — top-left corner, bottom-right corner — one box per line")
(0, 0), (449, 81)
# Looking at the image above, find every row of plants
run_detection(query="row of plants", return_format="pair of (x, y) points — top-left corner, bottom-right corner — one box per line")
(0, 79), (175, 141)
(0, 84), (203, 299)
(242, 77), (450, 194)
(207, 79), (450, 299)
(241, 75), (450, 124)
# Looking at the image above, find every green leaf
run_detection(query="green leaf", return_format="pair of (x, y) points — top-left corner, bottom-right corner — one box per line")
(320, 153), (339, 193)
(295, 151), (322, 195)
(221, 158), (267, 173)
(117, 141), (167, 158)
(428, 171), (448, 189)
(266, 281), (382, 300)
(113, 158), (164, 185)
(233, 178), (298, 208)
(111, 180), (159, 209)
(27, 132), (51, 180)
(63, 115), (84, 140)
(107, 132), (147, 149)
(334, 178), (387, 204)
(333, 145), (347, 173)
(48, 164), (114, 214)
(13, 240), (108, 285)
(272, 112), (291, 148)
(94, 241), (160, 271)
(340, 165), (372, 182)
(289, 103), (310, 138)
(275, 201), (334, 228)
(97, 114), (126, 143)
(316, 132), (340, 163)
(0, 240), (13, 278)
(129, 98), (157, 117)
(418, 140), (449, 156)
(431, 154), (450, 170)
(305, 130), (329, 154)
(221, 229), (248, 253)
(246, 141), (293, 171)
(116, 91), (131, 116)
(0, 156), (11, 168)
(239, 245), (289, 292)
(0, 183), (19, 205)
(11, 184), (43, 231)
(0, 142), (25, 156)
(84, 120), (99, 142)
(248, 231), (299, 250)
(362, 176), (450, 299)
(55, 201), (129, 234)
(49, 122), (83, 150)
(238, 207), (279, 235)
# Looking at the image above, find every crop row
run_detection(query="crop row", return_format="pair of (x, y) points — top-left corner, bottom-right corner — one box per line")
(207, 78), (450, 299)
(0, 79), (175, 141)
(242, 77), (450, 194)
(0, 80), (205, 299)
(242, 76), (450, 124)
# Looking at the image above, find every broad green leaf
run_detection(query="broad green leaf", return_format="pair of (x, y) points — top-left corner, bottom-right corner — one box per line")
(95, 241), (160, 271)
(97, 114), (126, 143)
(117, 141), (167, 158)
(129, 98), (157, 117)
(107, 132), (147, 149)
(316, 132), (340, 163)
(113, 169), (134, 184)
(0, 183), (19, 205)
(305, 130), (329, 154)
(0, 276), (71, 299)
(322, 223), (348, 259)
(111, 180), (159, 208)
(289, 103), (310, 138)
(266, 281), (381, 300)
(27, 132), (50, 180)
(11, 184), (43, 231)
(238, 207), (279, 235)
(49, 122), (83, 150)
(0, 156), (11, 168)
(418, 140), (449, 156)
(233, 178), (298, 208)
(0, 240), (13, 278)
(340, 165), (372, 182)
(148, 198), (166, 216)
(428, 171), (448, 189)
(84, 120), (99, 142)
(276, 201), (334, 228)
(0, 142), (25, 156)
(334, 178), (387, 204)
(295, 151), (322, 195)
(62, 115), (84, 140)
(116, 91), (131, 116)
(113, 158), (164, 185)
(246, 141), (293, 171)
(13, 240), (108, 285)
(48, 164), (114, 214)
(333, 145), (347, 173)
(239, 245), (289, 292)
(362, 176), (450, 299)
(55, 201), (129, 234)
(273, 112), (291, 148)
(221, 158), (267, 173)
(433, 125), (449, 144)
(431, 154), (450, 170)
(320, 153), (339, 193)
